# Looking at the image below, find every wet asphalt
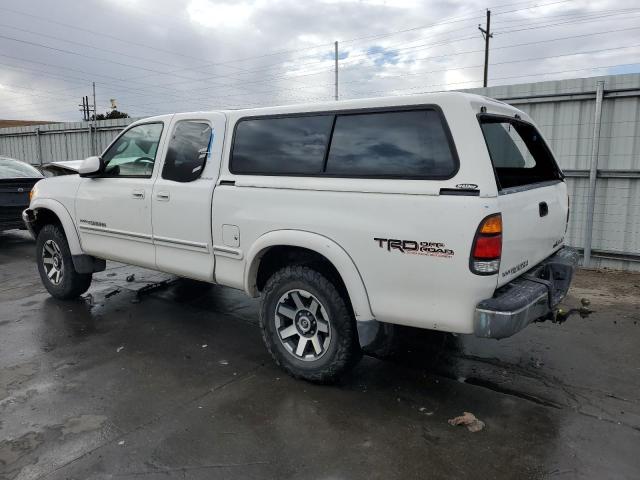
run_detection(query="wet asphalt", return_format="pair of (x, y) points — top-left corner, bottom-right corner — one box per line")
(1, 229), (639, 480)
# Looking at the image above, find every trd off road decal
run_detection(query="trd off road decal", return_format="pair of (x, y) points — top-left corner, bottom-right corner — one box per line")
(374, 238), (454, 258)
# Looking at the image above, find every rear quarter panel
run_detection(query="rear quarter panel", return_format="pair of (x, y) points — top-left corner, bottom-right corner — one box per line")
(213, 186), (499, 333)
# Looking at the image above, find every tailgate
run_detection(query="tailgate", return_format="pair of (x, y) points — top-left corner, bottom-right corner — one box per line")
(478, 114), (567, 286)
(497, 181), (568, 286)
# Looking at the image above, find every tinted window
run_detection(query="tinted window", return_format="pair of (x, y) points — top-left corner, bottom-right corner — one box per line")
(232, 115), (333, 174)
(0, 157), (43, 179)
(102, 123), (163, 177)
(325, 110), (456, 177)
(162, 121), (212, 182)
(480, 117), (561, 189)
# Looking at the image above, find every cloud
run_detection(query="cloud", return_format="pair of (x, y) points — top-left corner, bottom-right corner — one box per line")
(0, 0), (638, 121)
(187, 0), (255, 29)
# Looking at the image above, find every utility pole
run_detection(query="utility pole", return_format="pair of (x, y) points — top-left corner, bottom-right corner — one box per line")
(78, 96), (92, 121)
(478, 9), (492, 88)
(334, 41), (339, 101)
(583, 80), (605, 267)
(78, 97), (87, 121)
(92, 81), (97, 155)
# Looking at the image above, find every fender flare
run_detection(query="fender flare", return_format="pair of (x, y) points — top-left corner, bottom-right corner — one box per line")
(244, 230), (374, 321)
(29, 198), (84, 255)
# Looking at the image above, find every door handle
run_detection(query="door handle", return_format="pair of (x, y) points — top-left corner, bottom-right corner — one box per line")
(156, 192), (170, 201)
(131, 189), (145, 199)
(539, 201), (549, 217)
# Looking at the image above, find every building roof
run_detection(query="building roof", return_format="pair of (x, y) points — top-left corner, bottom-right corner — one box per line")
(0, 119), (57, 128)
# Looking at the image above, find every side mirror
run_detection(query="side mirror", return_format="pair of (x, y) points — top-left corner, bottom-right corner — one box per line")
(78, 156), (103, 177)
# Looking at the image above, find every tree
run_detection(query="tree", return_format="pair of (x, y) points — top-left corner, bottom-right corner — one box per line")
(92, 110), (130, 121)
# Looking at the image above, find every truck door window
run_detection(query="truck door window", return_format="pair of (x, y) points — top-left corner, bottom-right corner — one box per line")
(325, 109), (457, 178)
(102, 123), (163, 178)
(231, 115), (333, 175)
(479, 116), (561, 190)
(162, 121), (212, 182)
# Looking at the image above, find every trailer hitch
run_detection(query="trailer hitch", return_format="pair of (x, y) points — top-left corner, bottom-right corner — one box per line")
(552, 298), (593, 324)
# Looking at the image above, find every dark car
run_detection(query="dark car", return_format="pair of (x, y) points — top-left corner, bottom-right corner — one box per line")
(0, 156), (43, 231)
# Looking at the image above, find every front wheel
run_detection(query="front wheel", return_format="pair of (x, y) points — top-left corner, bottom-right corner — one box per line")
(36, 224), (92, 299)
(260, 265), (361, 383)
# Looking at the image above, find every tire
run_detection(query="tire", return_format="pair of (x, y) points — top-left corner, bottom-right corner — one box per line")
(36, 224), (92, 300)
(260, 265), (361, 383)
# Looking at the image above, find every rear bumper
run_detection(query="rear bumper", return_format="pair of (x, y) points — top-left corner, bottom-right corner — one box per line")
(474, 247), (579, 339)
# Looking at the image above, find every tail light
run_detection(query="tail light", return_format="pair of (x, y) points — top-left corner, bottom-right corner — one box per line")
(470, 213), (502, 275)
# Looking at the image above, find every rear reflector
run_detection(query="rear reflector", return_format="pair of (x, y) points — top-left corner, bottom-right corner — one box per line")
(470, 213), (502, 275)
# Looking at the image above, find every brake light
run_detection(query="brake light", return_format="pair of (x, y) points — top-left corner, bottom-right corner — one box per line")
(470, 213), (502, 275)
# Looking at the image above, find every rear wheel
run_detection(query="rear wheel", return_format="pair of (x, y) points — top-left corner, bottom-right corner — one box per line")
(36, 224), (92, 299)
(260, 265), (361, 383)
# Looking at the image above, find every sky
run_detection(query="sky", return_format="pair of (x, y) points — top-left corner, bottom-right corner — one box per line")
(0, 0), (639, 121)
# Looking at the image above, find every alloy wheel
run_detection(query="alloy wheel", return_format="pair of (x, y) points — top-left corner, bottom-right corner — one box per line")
(275, 289), (331, 361)
(42, 239), (64, 285)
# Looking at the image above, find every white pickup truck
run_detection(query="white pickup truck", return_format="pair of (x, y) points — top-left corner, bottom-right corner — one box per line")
(24, 92), (578, 382)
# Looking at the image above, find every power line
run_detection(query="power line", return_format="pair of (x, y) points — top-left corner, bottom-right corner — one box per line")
(4, 0), (639, 119)
(6, 15), (640, 115)
(122, 0), (575, 86)
(49, 42), (640, 115)
(6, 57), (638, 120)
(0, 0), (574, 87)
(0, 0), (610, 105)
(344, 62), (640, 98)
(7, 31), (640, 117)
(293, 10), (640, 74)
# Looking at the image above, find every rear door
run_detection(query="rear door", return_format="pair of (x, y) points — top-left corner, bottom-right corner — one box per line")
(479, 115), (568, 286)
(151, 112), (226, 281)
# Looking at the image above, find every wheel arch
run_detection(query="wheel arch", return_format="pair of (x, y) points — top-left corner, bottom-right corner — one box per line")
(244, 230), (374, 321)
(29, 199), (83, 255)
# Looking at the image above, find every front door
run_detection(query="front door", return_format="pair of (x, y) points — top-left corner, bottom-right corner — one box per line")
(151, 113), (226, 281)
(75, 121), (168, 268)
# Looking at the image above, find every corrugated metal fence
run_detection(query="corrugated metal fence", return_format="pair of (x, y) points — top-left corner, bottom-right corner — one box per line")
(0, 117), (135, 163)
(1, 73), (639, 271)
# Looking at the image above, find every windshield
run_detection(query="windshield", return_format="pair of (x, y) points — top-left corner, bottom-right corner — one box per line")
(0, 157), (43, 179)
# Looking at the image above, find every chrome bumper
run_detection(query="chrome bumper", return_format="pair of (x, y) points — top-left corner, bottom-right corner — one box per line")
(474, 247), (580, 339)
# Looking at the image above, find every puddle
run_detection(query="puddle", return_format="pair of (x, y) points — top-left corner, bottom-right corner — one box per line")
(0, 362), (40, 400)
(0, 431), (44, 467)
(61, 414), (108, 436)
